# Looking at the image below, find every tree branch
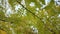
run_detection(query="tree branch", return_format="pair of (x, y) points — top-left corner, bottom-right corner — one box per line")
(16, 0), (42, 21)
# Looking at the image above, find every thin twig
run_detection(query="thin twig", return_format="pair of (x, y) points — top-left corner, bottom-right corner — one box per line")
(16, 0), (57, 33)
(16, 0), (42, 21)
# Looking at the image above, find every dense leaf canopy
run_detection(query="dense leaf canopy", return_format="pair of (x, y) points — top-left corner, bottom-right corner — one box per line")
(0, 0), (60, 34)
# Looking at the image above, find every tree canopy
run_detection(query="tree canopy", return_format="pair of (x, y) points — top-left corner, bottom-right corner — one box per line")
(0, 0), (60, 34)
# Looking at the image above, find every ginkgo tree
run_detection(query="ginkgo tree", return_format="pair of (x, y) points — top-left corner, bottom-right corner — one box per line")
(0, 0), (60, 34)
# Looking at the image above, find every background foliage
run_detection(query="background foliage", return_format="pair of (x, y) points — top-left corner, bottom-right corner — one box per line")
(0, 0), (60, 34)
